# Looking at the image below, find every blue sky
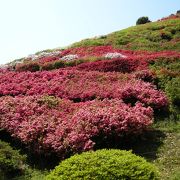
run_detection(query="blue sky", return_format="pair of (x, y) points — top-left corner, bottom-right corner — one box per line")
(0, 0), (179, 64)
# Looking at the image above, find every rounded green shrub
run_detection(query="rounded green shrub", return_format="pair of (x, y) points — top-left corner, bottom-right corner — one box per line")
(46, 149), (159, 180)
(136, 16), (151, 25)
(0, 140), (26, 178)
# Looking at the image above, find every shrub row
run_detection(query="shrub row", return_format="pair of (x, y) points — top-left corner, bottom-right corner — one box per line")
(14, 46), (180, 72)
(0, 96), (153, 157)
(0, 69), (168, 110)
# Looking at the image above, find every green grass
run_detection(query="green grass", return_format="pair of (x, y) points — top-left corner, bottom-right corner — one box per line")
(123, 121), (180, 180)
(153, 122), (180, 180)
(71, 18), (180, 51)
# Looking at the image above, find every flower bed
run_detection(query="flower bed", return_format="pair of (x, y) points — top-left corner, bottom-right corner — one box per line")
(0, 69), (168, 110)
(0, 95), (153, 156)
(13, 45), (180, 73)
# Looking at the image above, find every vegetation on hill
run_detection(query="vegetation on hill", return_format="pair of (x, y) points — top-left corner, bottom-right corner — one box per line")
(72, 17), (180, 51)
(0, 13), (179, 179)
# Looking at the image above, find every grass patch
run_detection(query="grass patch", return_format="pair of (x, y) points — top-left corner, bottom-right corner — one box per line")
(153, 131), (180, 180)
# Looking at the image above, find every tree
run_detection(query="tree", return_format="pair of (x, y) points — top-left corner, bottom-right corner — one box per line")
(136, 16), (151, 25)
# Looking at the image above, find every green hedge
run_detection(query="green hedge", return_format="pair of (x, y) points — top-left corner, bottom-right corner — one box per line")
(46, 149), (159, 180)
(0, 140), (26, 178)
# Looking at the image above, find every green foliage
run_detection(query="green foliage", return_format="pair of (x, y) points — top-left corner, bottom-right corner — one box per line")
(16, 62), (40, 72)
(171, 171), (180, 180)
(165, 77), (180, 106)
(165, 77), (180, 120)
(53, 60), (65, 69)
(16, 56), (107, 72)
(15, 169), (48, 180)
(160, 31), (172, 40)
(41, 63), (55, 71)
(149, 57), (180, 120)
(72, 18), (180, 51)
(37, 96), (59, 108)
(35, 49), (55, 55)
(136, 16), (151, 25)
(0, 140), (26, 178)
(46, 149), (159, 180)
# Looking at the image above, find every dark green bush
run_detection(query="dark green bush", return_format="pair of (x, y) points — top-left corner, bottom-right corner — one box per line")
(16, 62), (40, 72)
(41, 62), (55, 71)
(177, 10), (180, 15)
(136, 16), (151, 25)
(46, 149), (159, 180)
(148, 32), (163, 42)
(160, 31), (172, 41)
(53, 60), (65, 69)
(0, 140), (26, 178)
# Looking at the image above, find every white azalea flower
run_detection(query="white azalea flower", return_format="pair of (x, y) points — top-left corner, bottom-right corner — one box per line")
(61, 54), (79, 61)
(105, 52), (127, 59)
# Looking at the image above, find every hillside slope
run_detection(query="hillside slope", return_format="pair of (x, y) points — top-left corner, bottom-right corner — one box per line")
(0, 14), (180, 180)
(72, 17), (180, 51)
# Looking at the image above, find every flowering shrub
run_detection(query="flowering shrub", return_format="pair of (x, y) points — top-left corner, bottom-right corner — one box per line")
(0, 69), (168, 110)
(59, 46), (133, 58)
(75, 58), (139, 73)
(104, 52), (127, 59)
(26, 51), (61, 61)
(133, 70), (155, 82)
(158, 14), (180, 21)
(0, 64), (9, 70)
(0, 45), (177, 160)
(11, 46), (179, 73)
(0, 96), (153, 156)
(61, 54), (79, 61)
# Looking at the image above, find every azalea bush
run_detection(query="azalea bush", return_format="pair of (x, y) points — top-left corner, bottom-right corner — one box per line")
(133, 70), (155, 82)
(13, 45), (179, 73)
(104, 52), (127, 59)
(0, 95), (153, 157)
(75, 57), (145, 72)
(0, 69), (168, 110)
